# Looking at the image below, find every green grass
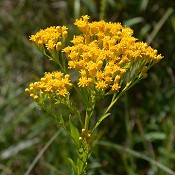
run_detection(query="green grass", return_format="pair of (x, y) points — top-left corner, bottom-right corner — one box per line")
(0, 0), (175, 174)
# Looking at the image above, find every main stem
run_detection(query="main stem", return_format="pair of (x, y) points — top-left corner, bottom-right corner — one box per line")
(77, 146), (90, 175)
(77, 104), (94, 174)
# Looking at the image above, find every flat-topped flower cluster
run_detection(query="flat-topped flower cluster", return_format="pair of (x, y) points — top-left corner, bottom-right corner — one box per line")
(63, 15), (162, 92)
(25, 71), (72, 102)
(30, 26), (68, 52)
(26, 15), (163, 102)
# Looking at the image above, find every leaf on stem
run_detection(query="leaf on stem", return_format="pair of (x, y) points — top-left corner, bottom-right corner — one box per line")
(92, 113), (111, 133)
(68, 158), (79, 175)
(69, 116), (80, 147)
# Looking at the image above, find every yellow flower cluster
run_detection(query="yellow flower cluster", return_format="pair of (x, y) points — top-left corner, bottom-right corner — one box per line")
(63, 15), (163, 92)
(30, 26), (68, 51)
(25, 71), (72, 101)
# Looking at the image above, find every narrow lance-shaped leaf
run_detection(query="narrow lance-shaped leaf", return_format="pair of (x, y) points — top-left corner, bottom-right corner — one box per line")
(68, 158), (79, 175)
(69, 116), (80, 147)
(92, 113), (111, 133)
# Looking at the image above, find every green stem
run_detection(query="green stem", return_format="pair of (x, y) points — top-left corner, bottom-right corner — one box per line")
(91, 81), (139, 133)
(104, 84), (129, 116)
(84, 110), (90, 131)
(67, 101), (84, 127)
(77, 147), (89, 175)
(84, 90), (96, 130)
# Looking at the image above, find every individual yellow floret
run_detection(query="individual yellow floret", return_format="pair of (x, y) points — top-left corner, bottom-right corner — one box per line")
(95, 81), (108, 91)
(78, 77), (93, 87)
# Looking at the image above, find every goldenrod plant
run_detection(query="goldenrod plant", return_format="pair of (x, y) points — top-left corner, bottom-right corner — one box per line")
(25, 15), (163, 175)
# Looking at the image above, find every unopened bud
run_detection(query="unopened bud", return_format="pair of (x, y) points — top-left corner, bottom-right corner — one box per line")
(87, 133), (91, 138)
(62, 31), (68, 39)
(34, 95), (39, 100)
(79, 137), (83, 141)
(82, 128), (86, 133)
(25, 88), (29, 92)
(56, 42), (62, 51)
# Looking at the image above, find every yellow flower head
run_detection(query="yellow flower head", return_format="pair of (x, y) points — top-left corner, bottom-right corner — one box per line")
(25, 71), (72, 102)
(63, 15), (163, 92)
(30, 26), (68, 51)
(74, 15), (90, 34)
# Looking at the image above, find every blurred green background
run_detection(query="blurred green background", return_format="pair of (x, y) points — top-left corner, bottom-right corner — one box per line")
(0, 0), (175, 175)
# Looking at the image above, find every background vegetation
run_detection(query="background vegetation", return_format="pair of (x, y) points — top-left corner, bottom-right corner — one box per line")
(0, 0), (174, 174)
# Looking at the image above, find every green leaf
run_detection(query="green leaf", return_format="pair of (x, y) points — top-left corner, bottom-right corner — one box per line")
(92, 113), (111, 133)
(68, 158), (78, 175)
(69, 116), (80, 147)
